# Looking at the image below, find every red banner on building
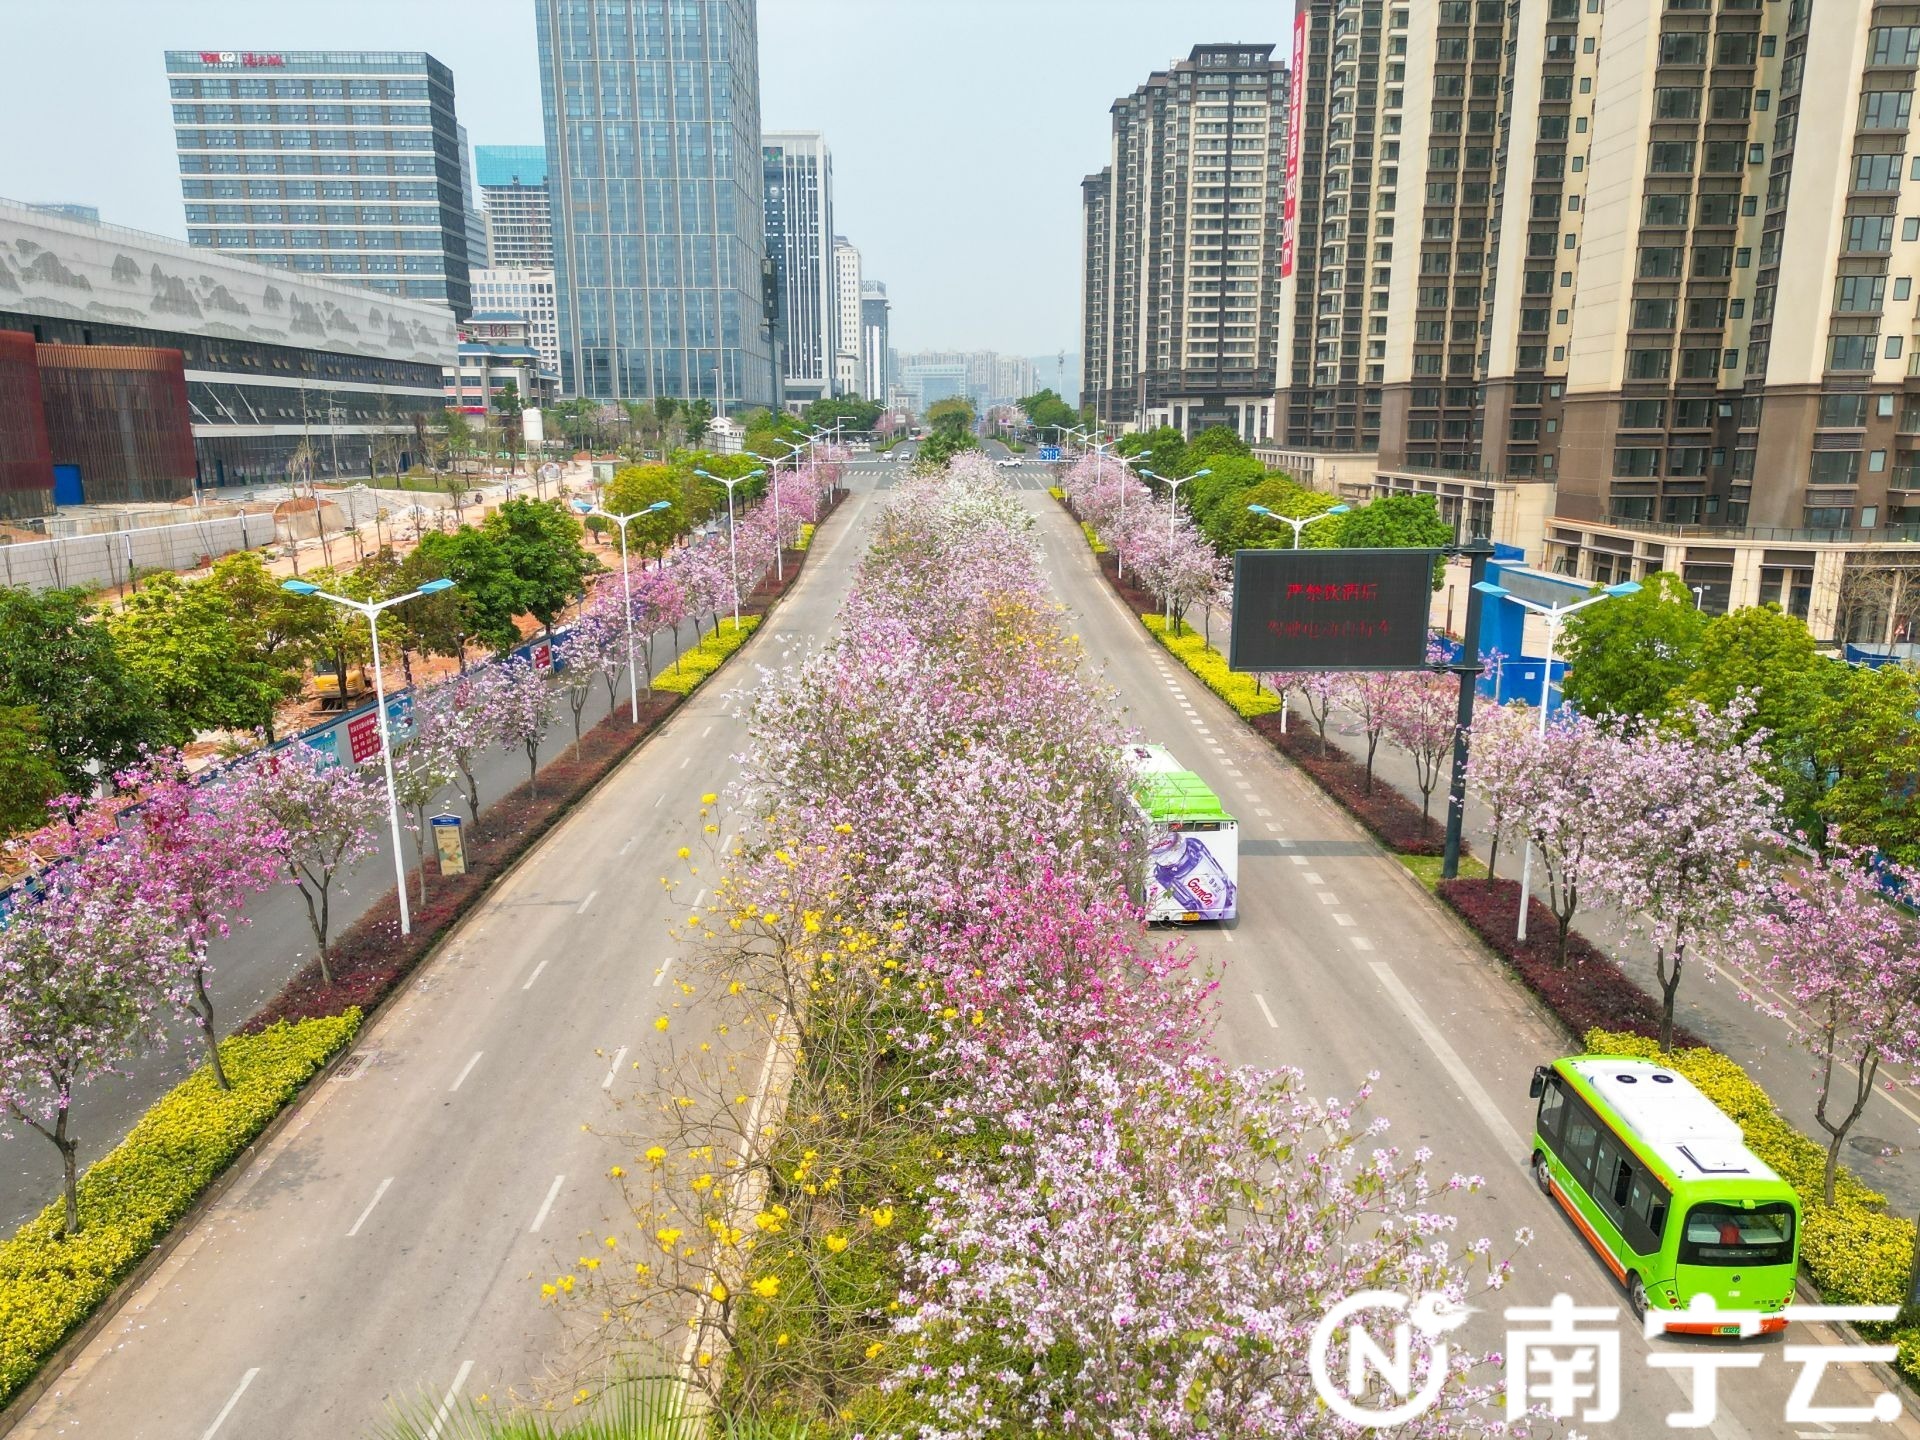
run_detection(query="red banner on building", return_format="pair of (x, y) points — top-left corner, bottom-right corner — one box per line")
(1282, 9), (1306, 280)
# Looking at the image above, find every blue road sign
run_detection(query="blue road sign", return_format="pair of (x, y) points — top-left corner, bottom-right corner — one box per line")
(1039, 446), (1062, 462)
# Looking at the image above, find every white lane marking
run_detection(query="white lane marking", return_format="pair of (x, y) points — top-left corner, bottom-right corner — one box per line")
(1255, 807), (1273, 817)
(1352, 936), (1375, 951)
(602, 1046), (628, 1089)
(1254, 994), (1279, 1028)
(1278, 838), (1295, 848)
(721, 831), (735, 853)
(654, 955), (675, 987)
(1318, 892), (1339, 905)
(201, 1368), (261, 1440)
(703, 724), (713, 737)
(423, 1360), (475, 1440)
(530, 1174), (565, 1232)
(576, 889), (599, 915)
(1221, 928), (1235, 943)
(692, 888), (706, 909)
(1267, 822), (1281, 832)
(653, 793), (664, 808)
(1370, 961), (1526, 1162)
(679, 756), (689, 769)
(521, 960), (548, 990)
(1332, 913), (1356, 927)
(1302, 871), (1324, 884)
(346, 1176), (394, 1237)
(618, 836), (635, 855)
(449, 1051), (482, 1091)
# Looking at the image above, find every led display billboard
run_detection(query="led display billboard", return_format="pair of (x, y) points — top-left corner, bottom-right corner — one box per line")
(1228, 547), (1441, 672)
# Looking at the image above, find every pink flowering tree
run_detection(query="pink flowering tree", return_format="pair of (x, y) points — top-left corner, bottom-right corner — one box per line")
(429, 665), (508, 822)
(245, 741), (383, 986)
(493, 656), (557, 797)
(633, 562), (688, 674)
(1343, 670), (1402, 791)
(1501, 712), (1630, 963)
(1465, 700), (1542, 876)
(555, 608), (625, 754)
(1599, 698), (1781, 1050)
(1756, 840), (1920, 1204)
(390, 718), (458, 908)
(1382, 657), (1460, 821)
(116, 753), (284, 1089)
(1281, 670), (1343, 754)
(0, 842), (186, 1234)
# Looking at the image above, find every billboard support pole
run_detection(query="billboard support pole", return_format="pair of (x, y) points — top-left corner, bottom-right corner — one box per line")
(1440, 535), (1496, 881)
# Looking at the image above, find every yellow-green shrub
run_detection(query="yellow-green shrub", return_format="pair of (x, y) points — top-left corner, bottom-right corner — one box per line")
(795, 523), (816, 553)
(1079, 521), (1108, 554)
(1584, 1028), (1920, 1374)
(0, 1012), (360, 1404)
(1048, 486), (1066, 500)
(653, 615), (762, 696)
(1142, 614), (1279, 719)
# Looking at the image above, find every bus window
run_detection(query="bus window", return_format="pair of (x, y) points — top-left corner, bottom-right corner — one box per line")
(1624, 1171), (1670, 1256)
(1537, 1077), (1567, 1140)
(1680, 1203), (1795, 1266)
(1591, 1137), (1629, 1220)
(1563, 1103), (1600, 1186)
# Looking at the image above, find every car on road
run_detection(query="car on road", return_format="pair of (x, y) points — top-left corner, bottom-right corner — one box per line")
(996, 457), (1020, 468)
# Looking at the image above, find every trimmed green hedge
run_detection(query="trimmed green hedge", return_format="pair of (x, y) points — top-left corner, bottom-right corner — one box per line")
(653, 615), (763, 696)
(1048, 486), (1066, 501)
(1585, 1028), (1920, 1380)
(1079, 521), (1108, 554)
(795, 523), (816, 553)
(1141, 614), (1280, 719)
(0, 1013), (361, 1404)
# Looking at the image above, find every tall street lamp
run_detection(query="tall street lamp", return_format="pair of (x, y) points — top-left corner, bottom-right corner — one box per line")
(572, 497), (672, 722)
(746, 449), (793, 582)
(1471, 578), (1642, 942)
(281, 576), (456, 937)
(693, 466), (765, 630)
(1247, 501), (1352, 547)
(1139, 466), (1211, 628)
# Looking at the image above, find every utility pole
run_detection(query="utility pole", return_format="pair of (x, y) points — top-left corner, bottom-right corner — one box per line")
(1441, 536), (1496, 881)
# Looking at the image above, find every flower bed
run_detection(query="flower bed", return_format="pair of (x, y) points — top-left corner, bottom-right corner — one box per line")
(1585, 1028), (1920, 1382)
(0, 1013), (360, 1406)
(1079, 521), (1108, 554)
(1436, 879), (1700, 1046)
(795, 523), (816, 552)
(652, 615), (762, 696)
(1142, 615), (1277, 718)
(1252, 720), (1449, 855)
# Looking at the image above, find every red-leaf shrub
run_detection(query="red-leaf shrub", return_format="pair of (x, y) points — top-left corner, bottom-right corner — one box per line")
(1435, 877), (1701, 1048)
(1253, 720), (1449, 856)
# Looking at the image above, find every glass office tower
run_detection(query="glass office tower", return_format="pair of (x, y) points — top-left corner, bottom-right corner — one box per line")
(165, 50), (473, 318)
(534, 0), (774, 407)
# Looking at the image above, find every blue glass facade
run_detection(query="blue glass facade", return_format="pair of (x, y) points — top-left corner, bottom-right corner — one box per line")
(165, 50), (473, 318)
(535, 1), (774, 407)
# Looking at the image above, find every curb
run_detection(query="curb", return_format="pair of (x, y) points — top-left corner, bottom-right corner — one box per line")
(0, 491), (847, 1435)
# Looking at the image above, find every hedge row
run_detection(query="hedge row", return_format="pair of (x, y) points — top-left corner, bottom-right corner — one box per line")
(1253, 720), (1449, 855)
(1080, 521), (1108, 555)
(652, 615), (763, 696)
(1442, 879), (1701, 1047)
(1584, 1028), (1920, 1383)
(0, 1013), (361, 1405)
(1141, 615), (1275, 718)
(796, 523), (817, 552)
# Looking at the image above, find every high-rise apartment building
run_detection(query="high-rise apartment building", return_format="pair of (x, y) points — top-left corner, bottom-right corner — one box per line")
(472, 267), (560, 378)
(165, 49), (474, 317)
(762, 131), (835, 405)
(833, 235), (863, 397)
(476, 145), (552, 268)
(861, 281), (891, 401)
(1080, 44), (1290, 440)
(458, 127), (489, 282)
(534, 0), (774, 407)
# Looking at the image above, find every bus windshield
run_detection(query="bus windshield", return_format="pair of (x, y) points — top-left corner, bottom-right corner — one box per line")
(1679, 1202), (1795, 1266)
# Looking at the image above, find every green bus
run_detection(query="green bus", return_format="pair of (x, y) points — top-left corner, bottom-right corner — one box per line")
(1529, 1055), (1800, 1333)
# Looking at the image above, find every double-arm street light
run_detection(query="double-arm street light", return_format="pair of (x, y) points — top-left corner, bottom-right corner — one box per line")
(1470, 577), (1642, 941)
(572, 497), (672, 722)
(693, 466), (766, 629)
(1138, 466), (1211, 627)
(281, 575), (456, 937)
(1247, 500), (1352, 547)
(747, 447), (797, 582)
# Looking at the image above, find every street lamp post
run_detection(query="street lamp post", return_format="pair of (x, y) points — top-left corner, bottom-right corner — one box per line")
(280, 576), (456, 938)
(693, 466), (765, 630)
(1691, 584), (1706, 610)
(572, 498), (673, 722)
(746, 448), (792, 582)
(1139, 466), (1212, 628)
(1471, 578), (1642, 941)
(1246, 501), (1352, 548)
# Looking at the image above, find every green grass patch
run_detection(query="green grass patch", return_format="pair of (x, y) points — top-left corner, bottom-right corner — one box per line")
(1397, 852), (1488, 890)
(0, 1013), (361, 1405)
(653, 615), (763, 696)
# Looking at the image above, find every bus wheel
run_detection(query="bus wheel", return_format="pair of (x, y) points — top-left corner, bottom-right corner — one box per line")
(1628, 1274), (1649, 1322)
(1531, 1154), (1551, 1195)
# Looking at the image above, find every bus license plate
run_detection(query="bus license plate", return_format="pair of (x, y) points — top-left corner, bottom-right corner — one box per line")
(1716, 1325), (1740, 1336)
(1182, 911), (1200, 922)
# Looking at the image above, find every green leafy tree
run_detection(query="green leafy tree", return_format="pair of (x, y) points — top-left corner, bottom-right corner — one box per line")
(0, 705), (63, 834)
(105, 573), (282, 739)
(803, 395), (883, 432)
(411, 527), (523, 655)
(495, 380), (525, 475)
(1184, 424), (1252, 464)
(204, 551), (325, 740)
(926, 396), (976, 439)
(605, 463), (691, 559)
(683, 397), (715, 442)
(1811, 661), (1920, 864)
(1670, 605), (1842, 831)
(1115, 425), (1187, 481)
(1334, 494), (1454, 588)
(434, 407), (474, 469)
(294, 566), (373, 702)
(482, 497), (599, 636)
(1209, 477), (1344, 553)
(914, 429), (980, 469)
(0, 587), (168, 789)
(1558, 571), (1707, 726)
(1018, 388), (1078, 436)
(1186, 456), (1272, 535)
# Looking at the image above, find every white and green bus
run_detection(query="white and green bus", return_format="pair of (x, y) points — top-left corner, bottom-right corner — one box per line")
(1529, 1055), (1800, 1332)
(1121, 744), (1239, 923)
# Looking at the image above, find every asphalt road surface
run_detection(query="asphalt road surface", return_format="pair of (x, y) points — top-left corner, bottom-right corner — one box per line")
(14, 450), (1911, 1439)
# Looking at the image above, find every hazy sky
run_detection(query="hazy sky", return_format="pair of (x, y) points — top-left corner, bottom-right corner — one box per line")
(0, 0), (1286, 356)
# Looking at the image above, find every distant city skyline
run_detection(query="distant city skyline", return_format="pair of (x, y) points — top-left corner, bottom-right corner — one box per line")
(0, 0), (1281, 356)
